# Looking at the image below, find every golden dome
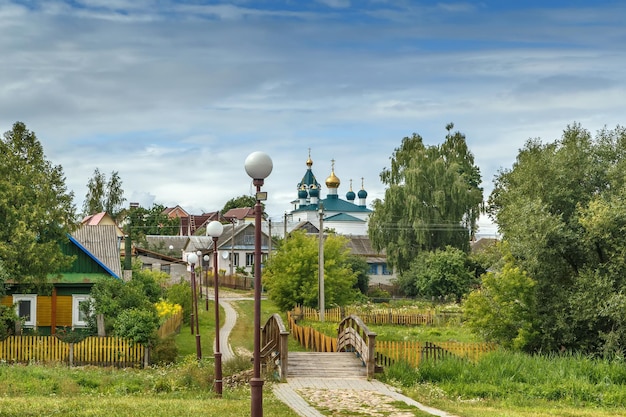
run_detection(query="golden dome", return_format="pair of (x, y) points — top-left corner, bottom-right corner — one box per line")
(325, 159), (340, 188)
(306, 148), (313, 167)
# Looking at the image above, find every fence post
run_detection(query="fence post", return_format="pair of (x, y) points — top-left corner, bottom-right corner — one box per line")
(69, 343), (74, 367)
(144, 347), (150, 368)
(279, 329), (289, 381)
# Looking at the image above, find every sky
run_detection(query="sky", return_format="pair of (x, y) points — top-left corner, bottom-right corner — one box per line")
(2, 0), (625, 237)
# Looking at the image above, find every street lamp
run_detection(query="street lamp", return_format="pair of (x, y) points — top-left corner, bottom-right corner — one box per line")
(207, 220), (224, 397)
(197, 250), (203, 300)
(187, 252), (202, 361)
(244, 151), (272, 417)
(318, 203), (325, 322)
(204, 254), (210, 311)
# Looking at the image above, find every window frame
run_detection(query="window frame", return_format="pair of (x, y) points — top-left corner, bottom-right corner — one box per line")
(13, 294), (37, 328)
(72, 294), (93, 328)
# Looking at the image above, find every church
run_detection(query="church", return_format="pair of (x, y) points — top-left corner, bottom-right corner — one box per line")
(287, 152), (372, 236)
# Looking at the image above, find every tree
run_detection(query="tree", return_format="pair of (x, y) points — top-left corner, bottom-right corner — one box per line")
(368, 124), (483, 274)
(397, 246), (475, 302)
(0, 122), (76, 285)
(88, 262), (161, 338)
(82, 168), (126, 220)
(263, 230), (360, 311)
(345, 255), (370, 294)
(487, 123), (626, 355)
(126, 203), (180, 245)
(464, 258), (539, 350)
(221, 195), (257, 214)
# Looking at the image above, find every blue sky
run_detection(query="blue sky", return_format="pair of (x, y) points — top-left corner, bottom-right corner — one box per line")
(2, 0), (625, 236)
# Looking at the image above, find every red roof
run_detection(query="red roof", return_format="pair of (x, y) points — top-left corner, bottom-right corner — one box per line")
(223, 207), (255, 220)
(82, 212), (107, 225)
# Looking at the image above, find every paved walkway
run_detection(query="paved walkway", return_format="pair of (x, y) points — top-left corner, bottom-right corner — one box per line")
(207, 288), (458, 417)
(272, 377), (459, 417)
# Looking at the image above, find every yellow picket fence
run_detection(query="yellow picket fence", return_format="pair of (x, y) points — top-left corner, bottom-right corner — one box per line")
(376, 340), (497, 368)
(294, 304), (458, 326)
(0, 336), (145, 367)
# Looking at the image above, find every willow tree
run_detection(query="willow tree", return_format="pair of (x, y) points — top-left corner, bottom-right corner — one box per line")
(368, 124), (483, 274)
(0, 122), (76, 285)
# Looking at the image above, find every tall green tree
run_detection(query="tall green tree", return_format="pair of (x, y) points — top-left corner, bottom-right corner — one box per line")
(368, 124), (483, 274)
(0, 122), (76, 285)
(82, 168), (126, 220)
(487, 123), (626, 355)
(263, 230), (359, 311)
(221, 195), (257, 214)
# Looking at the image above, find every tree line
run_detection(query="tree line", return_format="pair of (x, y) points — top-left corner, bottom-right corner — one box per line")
(2, 120), (626, 357)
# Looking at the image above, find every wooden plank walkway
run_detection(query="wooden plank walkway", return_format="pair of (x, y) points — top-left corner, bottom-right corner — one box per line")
(287, 352), (366, 379)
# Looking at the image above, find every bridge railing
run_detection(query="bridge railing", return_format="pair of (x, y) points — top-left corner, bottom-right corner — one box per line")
(261, 313), (290, 381)
(337, 315), (377, 378)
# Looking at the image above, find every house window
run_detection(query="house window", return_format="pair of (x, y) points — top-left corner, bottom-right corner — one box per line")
(232, 253), (239, 267)
(72, 295), (93, 328)
(246, 253), (254, 266)
(160, 264), (171, 274)
(369, 263), (378, 275)
(243, 232), (255, 245)
(13, 294), (37, 328)
(382, 264), (392, 275)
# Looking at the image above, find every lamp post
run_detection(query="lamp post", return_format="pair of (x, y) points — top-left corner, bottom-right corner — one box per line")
(207, 220), (224, 396)
(244, 151), (273, 417)
(197, 250), (203, 300)
(204, 254), (210, 311)
(318, 203), (325, 322)
(187, 252), (202, 361)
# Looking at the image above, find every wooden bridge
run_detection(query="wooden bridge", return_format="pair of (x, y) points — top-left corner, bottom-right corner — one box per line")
(261, 314), (377, 380)
(260, 312), (497, 381)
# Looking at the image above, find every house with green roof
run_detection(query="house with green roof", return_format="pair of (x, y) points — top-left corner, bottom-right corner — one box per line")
(1, 225), (121, 335)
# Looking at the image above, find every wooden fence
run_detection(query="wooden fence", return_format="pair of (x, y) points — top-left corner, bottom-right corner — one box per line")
(288, 309), (497, 370)
(288, 311), (336, 352)
(0, 336), (145, 367)
(204, 274), (253, 290)
(376, 340), (497, 368)
(294, 304), (460, 326)
(157, 311), (183, 339)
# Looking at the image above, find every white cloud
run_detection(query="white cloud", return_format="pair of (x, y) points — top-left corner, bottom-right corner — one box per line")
(1, 0), (624, 234)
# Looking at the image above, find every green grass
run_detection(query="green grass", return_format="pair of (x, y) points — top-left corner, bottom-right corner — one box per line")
(228, 297), (307, 354)
(377, 351), (626, 417)
(0, 361), (298, 417)
(175, 299), (219, 359)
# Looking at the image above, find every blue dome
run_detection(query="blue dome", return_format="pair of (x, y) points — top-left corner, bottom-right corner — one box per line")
(310, 186), (320, 198)
(358, 189), (368, 199)
(298, 188), (308, 199)
(346, 190), (356, 201)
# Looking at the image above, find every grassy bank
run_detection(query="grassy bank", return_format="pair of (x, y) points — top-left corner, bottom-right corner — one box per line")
(0, 361), (298, 417)
(379, 350), (626, 417)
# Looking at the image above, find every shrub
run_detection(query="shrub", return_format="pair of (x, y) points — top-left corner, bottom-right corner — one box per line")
(151, 335), (178, 365)
(114, 308), (159, 347)
(165, 280), (192, 324)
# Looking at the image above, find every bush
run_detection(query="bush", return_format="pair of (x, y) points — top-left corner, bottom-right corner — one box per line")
(165, 280), (192, 324)
(151, 335), (178, 365)
(114, 308), (159, 347)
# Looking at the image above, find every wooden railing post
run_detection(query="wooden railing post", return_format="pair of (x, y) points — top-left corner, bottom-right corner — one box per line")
(279, 328), (289, 380)
(366, 331), (376, 378)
